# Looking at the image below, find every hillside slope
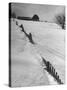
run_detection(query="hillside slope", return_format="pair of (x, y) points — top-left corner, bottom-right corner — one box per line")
(11, 19), (65, 87)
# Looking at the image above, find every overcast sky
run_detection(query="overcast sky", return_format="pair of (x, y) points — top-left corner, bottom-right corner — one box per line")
(11, 3), (65, 22)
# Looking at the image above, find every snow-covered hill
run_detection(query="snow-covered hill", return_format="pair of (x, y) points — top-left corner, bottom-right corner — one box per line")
(11, 18), (65, 87)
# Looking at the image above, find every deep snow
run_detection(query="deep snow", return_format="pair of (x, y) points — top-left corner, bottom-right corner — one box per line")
(11, 18), (65, 87)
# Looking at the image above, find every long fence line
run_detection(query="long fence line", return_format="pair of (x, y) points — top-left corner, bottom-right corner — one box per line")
(16, 22), (63, 85)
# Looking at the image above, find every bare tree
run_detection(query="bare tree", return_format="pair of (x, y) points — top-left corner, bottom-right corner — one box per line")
(55, 14), (65, 30)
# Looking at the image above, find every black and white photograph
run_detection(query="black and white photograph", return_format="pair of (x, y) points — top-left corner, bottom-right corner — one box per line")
(9, 3), (65, 87)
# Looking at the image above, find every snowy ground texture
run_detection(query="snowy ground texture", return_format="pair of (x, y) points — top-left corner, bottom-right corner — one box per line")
(11, 18), (65, 87)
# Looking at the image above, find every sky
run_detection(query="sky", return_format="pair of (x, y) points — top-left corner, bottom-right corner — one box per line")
(11, 3), (65, 22)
